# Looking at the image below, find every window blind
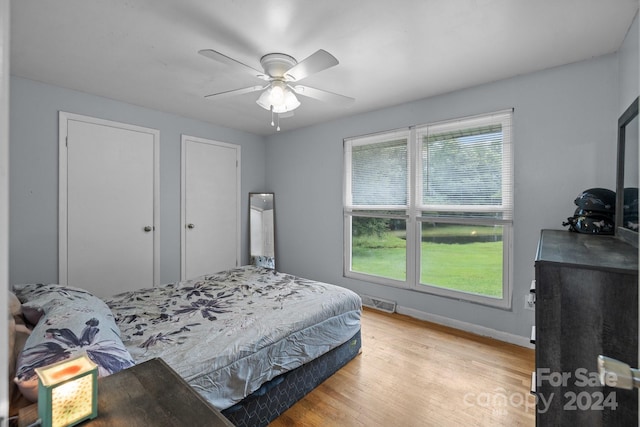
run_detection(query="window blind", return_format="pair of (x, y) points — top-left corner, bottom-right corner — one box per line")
(416, 111), (513, 219)
(345, 130), (410, 208)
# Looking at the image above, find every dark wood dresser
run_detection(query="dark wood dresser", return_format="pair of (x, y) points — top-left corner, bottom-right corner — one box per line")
(18, 358), (234, 427)
(534, 229), (638, 426)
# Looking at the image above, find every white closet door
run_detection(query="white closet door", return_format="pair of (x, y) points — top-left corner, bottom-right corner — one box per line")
(60, 112), (159, 297)
(181, 135), (240, 280)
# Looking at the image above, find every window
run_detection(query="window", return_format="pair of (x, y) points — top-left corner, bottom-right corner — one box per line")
(344, 110), (513, 308)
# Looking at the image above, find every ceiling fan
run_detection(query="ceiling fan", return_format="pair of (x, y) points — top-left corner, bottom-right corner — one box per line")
(198, 48), (354, 131)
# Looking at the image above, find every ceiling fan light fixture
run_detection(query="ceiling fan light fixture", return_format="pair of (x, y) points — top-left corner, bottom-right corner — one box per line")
(256, 81), (300, 114)
(282, 89), (300, 111)
(200, 48), (352, 132)
(270, 84), (285, 104)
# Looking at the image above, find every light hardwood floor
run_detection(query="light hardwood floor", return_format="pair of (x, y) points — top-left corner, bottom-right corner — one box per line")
(270, 308), (535, 427)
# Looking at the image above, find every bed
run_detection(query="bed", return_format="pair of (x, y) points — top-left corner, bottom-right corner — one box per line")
(9, 266), (362, 426)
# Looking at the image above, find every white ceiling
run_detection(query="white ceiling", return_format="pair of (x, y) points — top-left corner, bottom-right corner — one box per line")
(9, 0), (639, 135)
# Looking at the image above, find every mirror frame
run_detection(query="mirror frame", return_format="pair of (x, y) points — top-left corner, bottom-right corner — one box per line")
(615, 96), (639, 247)
(249, 192), (276, 269)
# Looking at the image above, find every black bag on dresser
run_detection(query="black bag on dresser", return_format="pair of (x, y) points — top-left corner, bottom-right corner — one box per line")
(562, 188), (616, 235)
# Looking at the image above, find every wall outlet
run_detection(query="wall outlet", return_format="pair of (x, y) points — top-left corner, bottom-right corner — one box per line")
(524, 293), (535, 310)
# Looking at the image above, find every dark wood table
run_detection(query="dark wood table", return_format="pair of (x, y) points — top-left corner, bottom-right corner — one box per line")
(19, 358), (234, 427)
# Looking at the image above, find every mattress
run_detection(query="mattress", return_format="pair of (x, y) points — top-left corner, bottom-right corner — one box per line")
(105, 265), (362, 410)
(222, 329), (362, 427)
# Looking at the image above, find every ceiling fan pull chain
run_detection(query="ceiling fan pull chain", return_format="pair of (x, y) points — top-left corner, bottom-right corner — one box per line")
(276, 112), (281, 132)
(270, 105), (275, 127)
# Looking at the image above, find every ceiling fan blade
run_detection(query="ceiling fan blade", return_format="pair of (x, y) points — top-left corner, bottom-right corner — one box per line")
(204, 85), (266, 99)
(284, 49), (339, 82)
(198, 49), (268, 80)
(292, 85), (355, 106)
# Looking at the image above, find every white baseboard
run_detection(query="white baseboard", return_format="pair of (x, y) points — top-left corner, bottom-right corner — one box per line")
(395, 305), (535, 349)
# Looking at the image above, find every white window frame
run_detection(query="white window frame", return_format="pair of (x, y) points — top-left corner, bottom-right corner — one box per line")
(344, 110), (513, 309)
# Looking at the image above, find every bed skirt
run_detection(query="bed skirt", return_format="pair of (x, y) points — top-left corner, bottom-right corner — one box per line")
(221, 329), (362, 427)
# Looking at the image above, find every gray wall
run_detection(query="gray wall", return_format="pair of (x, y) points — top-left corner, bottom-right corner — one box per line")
(9, 76), (267, 287)
(619, 12), (639, 114)
(265, 52), (620, 340)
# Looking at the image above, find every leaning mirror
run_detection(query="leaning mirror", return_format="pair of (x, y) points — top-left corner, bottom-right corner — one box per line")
(615, 96), (639, 246)
(249, 193), (276, 268)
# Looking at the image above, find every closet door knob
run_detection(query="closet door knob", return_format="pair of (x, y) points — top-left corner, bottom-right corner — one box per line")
(187, 223), (195, 229)
(144, 226), (153, 232)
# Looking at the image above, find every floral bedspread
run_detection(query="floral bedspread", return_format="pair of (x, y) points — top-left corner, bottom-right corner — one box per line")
(105, 265), (362, 409)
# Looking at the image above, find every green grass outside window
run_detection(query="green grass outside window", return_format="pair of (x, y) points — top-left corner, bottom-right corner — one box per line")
(352, 225), (503, 297)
